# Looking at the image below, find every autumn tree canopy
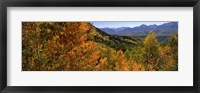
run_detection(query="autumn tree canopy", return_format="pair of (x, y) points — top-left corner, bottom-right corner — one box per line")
(22, 22), (178, 71)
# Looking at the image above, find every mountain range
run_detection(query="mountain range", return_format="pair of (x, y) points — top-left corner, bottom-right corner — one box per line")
(99, 22), (178, 36)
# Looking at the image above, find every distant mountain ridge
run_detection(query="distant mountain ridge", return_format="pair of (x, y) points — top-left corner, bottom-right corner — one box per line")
(99, 22), (178, 36)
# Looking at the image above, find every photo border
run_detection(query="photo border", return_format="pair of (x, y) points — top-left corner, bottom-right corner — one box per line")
(0, 0), (199, 93)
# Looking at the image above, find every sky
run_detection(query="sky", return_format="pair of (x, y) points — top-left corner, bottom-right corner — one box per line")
(90, 22), (170, 28)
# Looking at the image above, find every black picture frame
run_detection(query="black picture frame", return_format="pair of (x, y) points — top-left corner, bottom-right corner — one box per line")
(0, 0), (199, 93)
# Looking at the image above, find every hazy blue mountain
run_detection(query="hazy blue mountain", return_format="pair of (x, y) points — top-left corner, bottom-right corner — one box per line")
(99, 22), (178, 36)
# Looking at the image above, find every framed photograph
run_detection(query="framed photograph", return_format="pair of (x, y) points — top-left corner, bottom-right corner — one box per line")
(0, 0), (199, 93)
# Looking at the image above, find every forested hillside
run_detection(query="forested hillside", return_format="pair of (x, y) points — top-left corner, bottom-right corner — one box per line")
(22, 22), (178, 71)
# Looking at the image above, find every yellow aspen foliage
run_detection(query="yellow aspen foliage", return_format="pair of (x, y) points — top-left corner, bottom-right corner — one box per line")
(114, 50), (129, 71)
(95, 57), (108, 71)
(140, 31), (161, 70)
(22, 22), (94, 71)
(129, 60), (145, 71)
(159, 46), (176, 70)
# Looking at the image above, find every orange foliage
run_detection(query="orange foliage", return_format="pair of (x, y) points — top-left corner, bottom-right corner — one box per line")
(159, 46), (175, 70)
